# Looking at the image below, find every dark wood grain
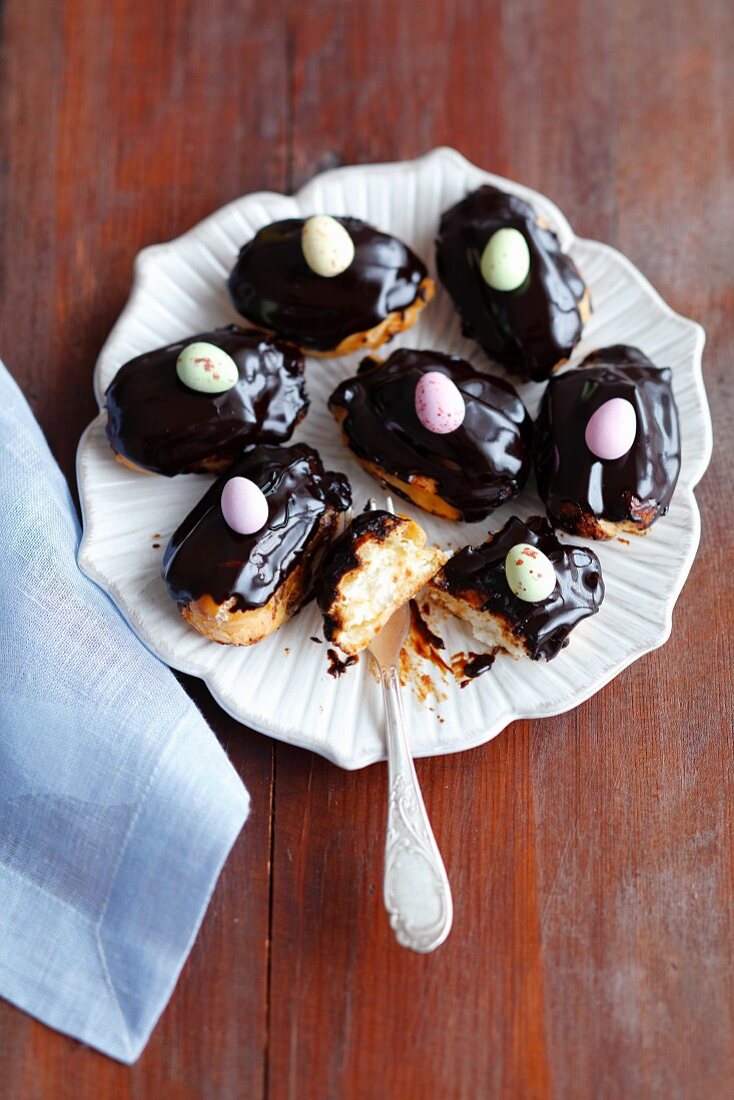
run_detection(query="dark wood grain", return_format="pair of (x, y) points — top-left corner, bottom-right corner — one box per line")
(0, 0), (732, 1097)
(0, 1), (286, 1096)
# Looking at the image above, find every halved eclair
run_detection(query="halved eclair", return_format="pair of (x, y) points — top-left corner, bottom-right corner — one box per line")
(428, 515), (604, 661)
(315, 509), (446, 655)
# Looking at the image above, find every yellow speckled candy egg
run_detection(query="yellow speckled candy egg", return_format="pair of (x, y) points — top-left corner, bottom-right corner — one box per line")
(301, 215), (355, 277)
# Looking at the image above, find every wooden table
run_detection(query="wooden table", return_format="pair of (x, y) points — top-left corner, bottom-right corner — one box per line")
(1, 1), (732, 1096)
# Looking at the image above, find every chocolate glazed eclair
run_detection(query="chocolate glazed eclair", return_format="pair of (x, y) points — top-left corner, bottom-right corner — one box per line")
(162, 443), (352, 646)
(228, 216), (434, 357)
(329, 348), (533, 522)
(436, 185), (590, 381)
(534, 346), (681, 539)
(105, 326), (308, 476)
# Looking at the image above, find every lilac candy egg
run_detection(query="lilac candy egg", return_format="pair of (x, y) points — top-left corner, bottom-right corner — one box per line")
(221, 477), (269, 535)
(414, 371), (466, 435)
(584, 398), (637, 461)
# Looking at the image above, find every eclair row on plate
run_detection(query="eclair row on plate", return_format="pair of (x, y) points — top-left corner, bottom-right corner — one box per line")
(105, 327), (680, 542)
(157, 439), (605, 668)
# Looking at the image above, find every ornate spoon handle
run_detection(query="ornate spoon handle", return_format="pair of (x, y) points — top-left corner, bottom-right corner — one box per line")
(381, 666), (453, 953)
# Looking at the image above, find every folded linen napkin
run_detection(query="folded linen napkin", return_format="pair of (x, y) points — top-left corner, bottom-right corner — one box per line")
(0, 361), (249, 1063)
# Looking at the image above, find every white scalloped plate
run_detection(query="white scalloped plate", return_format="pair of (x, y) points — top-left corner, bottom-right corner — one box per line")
(77, 148), (711, 769)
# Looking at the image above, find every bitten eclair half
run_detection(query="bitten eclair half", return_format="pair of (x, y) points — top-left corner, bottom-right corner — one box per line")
(429, 515), (604, 661)
(316, 509), (446, 655)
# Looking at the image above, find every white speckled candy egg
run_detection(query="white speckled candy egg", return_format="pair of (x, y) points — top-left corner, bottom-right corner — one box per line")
(221, 477), (269, 536)
(414, 371), (466, 434)
(480, 227), (531, 291)
(301, 214), (355, 277)
(176, 342), (239, 394)
(505, 543), (556, 603)
(584, 398), (637, 460)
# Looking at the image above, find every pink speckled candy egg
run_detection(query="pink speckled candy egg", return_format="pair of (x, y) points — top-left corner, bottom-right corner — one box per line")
(414, 371), (466, 435)
(221, 477), (269, 535)
(584, 398), (637, 461)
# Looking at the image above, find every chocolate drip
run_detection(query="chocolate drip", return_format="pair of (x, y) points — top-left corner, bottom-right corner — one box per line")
(105, 326), (308, 476)
(436, 185), (588, 381)
(162, 443), (352, 611)
(329, 348), (532, 522)
(535, 345), (681, 531)
(433, 516), (604, 661)
(326, 649), (359, 678)
(460, 653), (496, 680)
(227, 217), (429, 351)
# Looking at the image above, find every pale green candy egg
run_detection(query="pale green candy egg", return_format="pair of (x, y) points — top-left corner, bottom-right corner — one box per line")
(176, 342), (239, 394)
(505, 542), (556, 602)
(480, 227), (531, 292)
(301, 215), (355, 277)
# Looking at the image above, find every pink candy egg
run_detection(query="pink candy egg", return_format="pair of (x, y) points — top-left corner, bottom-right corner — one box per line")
(220, 477), (269, 535)
(584, 398), (637, 460)
(414, 371), (466, 435)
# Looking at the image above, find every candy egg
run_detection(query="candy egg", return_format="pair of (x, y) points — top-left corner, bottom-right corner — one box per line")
(584, 398), (637, 460)
(221, 477), (269, 535)
(176, 342), (239, 394)
(414, 371), (466, 434)
(480, 227), (531, 292)
(301, 215), (355, 277)
(505, 543), (557, 602)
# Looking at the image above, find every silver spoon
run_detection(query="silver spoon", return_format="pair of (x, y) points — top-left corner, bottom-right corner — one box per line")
(366, 498), (453, 953)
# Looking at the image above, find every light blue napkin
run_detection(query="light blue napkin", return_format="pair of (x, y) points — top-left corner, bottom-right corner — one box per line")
(0, 361), (250, 1063)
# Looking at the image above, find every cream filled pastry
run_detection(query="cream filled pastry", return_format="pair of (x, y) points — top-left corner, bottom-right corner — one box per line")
(105, 326), (308, 476)
(429, 515), (604, 661)
(227, 215), (434, 357)
(328, 348), (532, 522)
(436, 185), (590, 381)
(315, 509), (446, 655)
(534, 345), (681, 538)
(162, 443), (351, 645)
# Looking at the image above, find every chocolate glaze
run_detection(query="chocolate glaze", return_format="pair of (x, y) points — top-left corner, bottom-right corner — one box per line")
(227, 217), (429, 351)
(315, 510), (403, 641)
(162, 443), (351, 612)
(431, 515), (604, 661)
(329, 348), (532, 522)
(535, 345), (681, 533)
(105, 326), (308, 476)
(436, 185), (588, 381)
